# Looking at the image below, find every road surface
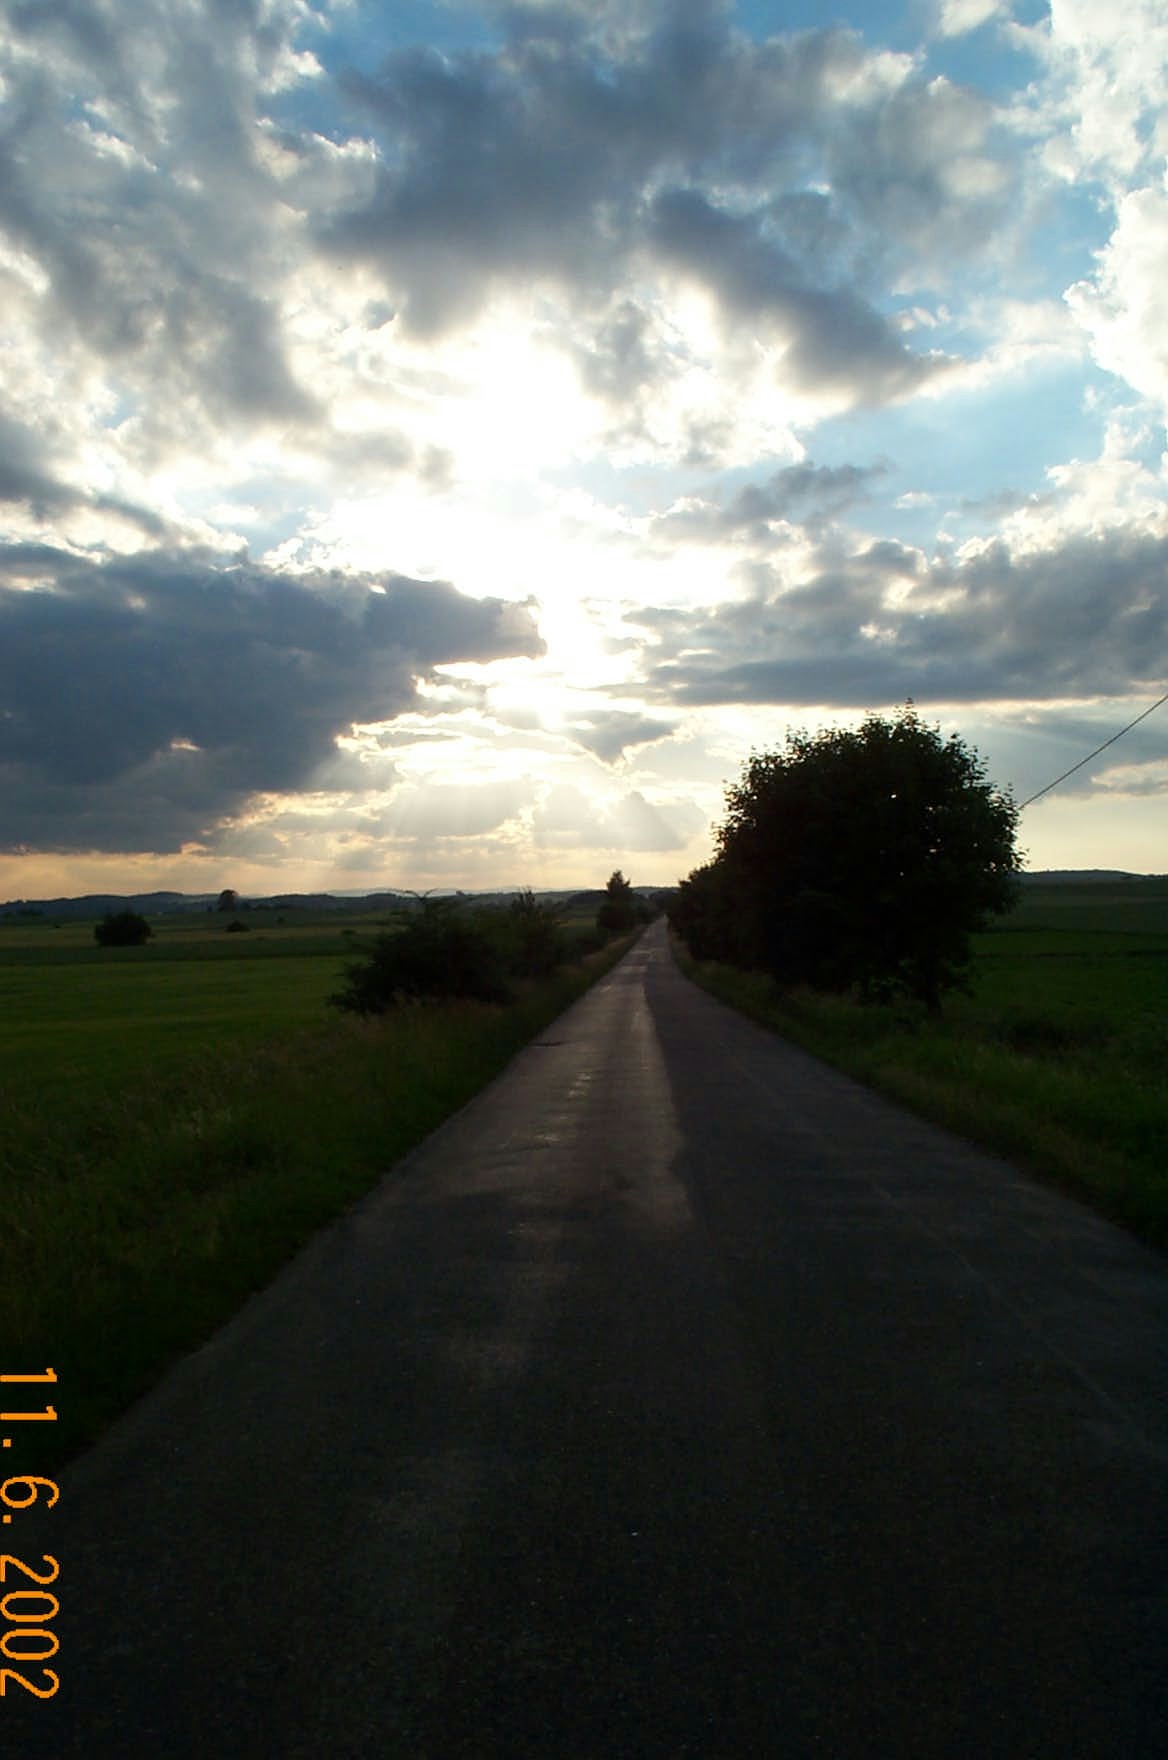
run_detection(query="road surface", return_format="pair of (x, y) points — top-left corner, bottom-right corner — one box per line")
(6, 921), (1166, 1757)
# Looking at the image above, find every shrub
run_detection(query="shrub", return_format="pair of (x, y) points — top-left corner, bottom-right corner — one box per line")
(330, 900), (512, 1013)
(501, 890), (567, 977)
(94, 910), (152, 947)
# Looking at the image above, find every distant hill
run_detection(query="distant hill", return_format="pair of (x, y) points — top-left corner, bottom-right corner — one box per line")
(1019, 870), (1144, 885)
(0, 891), (206, 920)
(0, 885), (669, 921)
(0, 889), (415, 920)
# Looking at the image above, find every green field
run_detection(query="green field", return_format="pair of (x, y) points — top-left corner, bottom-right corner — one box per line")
(0, 915), (368, 1094)
(674, 875), (1168, 1251)
(0, 908), (635, 1472)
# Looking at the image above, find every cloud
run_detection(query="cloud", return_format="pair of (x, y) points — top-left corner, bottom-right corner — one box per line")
(0, 0), (350, 493)
(1017, 0), (1168, 189)
(1066, 186), (1168, 420)
(602, 787), (688, 851)
(653, 461), (886, 545)
(532, 780), (690, 851)
(0, 404), (177, 543)
(935, 0), (1007, 36)
(823, 71), (1014, 268)
(1007, 3), (1168, 426)
(317, 2), (1013, 414)
(646, 187), (947, 407)
(378, 778), (536, 840)
(562, 708), (676, 762)
(1092, 757), (1168, 797)
(0, 548), (544, 853)
(632, 523), (1168, 709)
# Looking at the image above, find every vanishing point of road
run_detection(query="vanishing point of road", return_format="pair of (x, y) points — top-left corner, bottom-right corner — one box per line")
(9, 921), (1166, 1757)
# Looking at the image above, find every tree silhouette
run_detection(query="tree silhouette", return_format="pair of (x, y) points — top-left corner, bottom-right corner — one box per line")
(94, 910), (152, 947)
(597, 870), (637, 934)
(670, 705), (1020, 1011)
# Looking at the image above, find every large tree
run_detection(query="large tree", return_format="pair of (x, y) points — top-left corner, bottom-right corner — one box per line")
(672, 706), (1021, 1010)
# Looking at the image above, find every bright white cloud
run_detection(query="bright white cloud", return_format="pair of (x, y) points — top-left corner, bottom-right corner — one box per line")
(936, 0), (1008, 38)
(1017, 0), (1168, 187)
(1066, 186), (1168, 419)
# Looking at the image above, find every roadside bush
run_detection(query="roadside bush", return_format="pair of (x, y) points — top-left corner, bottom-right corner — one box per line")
(566, 924), (607, 958)
(330, 900), (512, 1013)
(330, 886), (631, 1014)
(94, 910), (152, 947)
(501, 890), (567, 977)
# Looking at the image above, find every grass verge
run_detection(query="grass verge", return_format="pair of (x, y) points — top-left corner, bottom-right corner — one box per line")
(2, 933), (638, 1474)
(671, 933), (1166, 1254)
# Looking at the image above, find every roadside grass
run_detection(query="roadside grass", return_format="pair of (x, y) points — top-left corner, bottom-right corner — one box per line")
(672, 880), (1167, 1252)
(1, 925), (637, 1473)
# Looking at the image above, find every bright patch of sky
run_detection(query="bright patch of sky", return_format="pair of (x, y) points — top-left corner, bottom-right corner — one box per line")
(1, 0), (1165, 902)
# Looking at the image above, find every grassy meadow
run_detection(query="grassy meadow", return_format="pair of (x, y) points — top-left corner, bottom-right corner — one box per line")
(674, 875), (1167, 1252)
(0, 906), (635, 1472)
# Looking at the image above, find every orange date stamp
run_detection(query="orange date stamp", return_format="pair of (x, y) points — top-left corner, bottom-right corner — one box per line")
(1, 1369), (60, 1701)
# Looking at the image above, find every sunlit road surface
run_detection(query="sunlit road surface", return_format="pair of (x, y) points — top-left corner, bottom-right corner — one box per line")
(9, 920), (1166, 1758)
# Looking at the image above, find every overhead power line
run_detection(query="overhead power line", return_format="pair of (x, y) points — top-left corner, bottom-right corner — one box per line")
(1019, 688), (1168, 810)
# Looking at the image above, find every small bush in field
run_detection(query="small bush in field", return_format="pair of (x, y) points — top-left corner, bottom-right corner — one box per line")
(94, 910), (152, 947)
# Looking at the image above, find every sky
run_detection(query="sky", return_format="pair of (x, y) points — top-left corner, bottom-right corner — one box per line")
(1, 0), (1166, 900)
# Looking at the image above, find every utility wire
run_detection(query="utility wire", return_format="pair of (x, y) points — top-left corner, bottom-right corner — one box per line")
(1019, 688), (1168, 809)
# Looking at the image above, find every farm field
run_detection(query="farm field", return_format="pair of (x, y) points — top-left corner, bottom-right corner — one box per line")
(0, 914), (373, 1095)
(0, 906), (637, 1471)
(675, 876), (1168, 1251)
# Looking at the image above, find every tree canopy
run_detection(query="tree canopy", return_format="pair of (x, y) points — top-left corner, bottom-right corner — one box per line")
(669, 706), (1021, 1010)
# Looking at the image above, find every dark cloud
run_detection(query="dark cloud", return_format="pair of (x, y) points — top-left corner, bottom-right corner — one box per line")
(0, 407), (175, 539)
(563, 708), (676, 762)
(572, 300), (664, 404)
(646, 186), (944, 405)
(0, 549), (543, 853)
(0, 411), (64, 512)
(633, 527), (1168, 709)
(654, 460), (887, 545)
(319, 1), (1006, 407)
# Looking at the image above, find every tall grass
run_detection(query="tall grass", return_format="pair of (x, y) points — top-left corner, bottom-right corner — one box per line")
(1, 936), (636, 1473)
(672, 914), (1167, 1252)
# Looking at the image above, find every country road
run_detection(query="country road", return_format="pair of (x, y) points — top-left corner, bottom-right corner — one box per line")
(7, 920), (1166, 1758)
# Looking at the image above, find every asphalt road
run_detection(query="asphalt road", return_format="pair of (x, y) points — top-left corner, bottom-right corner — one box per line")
(6, 921), (1166, 1758)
